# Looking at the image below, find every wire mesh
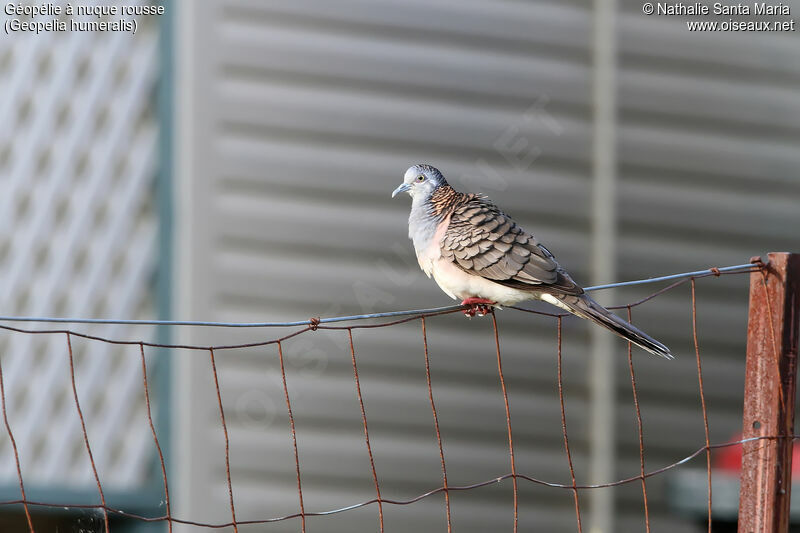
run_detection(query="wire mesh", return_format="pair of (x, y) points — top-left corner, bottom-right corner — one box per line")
(0, 260), (788, 531)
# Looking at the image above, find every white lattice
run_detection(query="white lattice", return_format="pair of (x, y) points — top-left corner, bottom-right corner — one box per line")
(0, 1), (159, 490)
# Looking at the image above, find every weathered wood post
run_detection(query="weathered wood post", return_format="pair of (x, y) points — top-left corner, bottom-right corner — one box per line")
(738, 252), (800, 532)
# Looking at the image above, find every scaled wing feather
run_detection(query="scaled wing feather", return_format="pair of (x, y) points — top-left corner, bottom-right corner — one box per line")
(440, 198), (583, 296)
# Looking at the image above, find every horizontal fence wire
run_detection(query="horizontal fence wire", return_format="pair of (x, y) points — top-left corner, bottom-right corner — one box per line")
(0, 435), (794, 528)
(0, 262), (758, 327)
(0, 260), (773, 531)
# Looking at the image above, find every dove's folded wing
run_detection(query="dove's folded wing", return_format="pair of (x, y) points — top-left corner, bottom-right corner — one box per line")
(440, 198), (583, 296)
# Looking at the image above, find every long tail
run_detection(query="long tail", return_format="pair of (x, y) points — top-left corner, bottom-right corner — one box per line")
(556, 294), (673, 359)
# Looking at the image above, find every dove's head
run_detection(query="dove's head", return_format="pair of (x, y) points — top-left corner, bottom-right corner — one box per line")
(392, 164), (448, 202)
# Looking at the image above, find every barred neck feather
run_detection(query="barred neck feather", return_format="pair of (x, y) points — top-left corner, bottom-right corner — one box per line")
(429, 185), (472, 217)
(408, 185), (472, 253)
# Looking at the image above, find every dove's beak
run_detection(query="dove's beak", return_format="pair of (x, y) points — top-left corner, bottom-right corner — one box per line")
(392, 183), (411, 198)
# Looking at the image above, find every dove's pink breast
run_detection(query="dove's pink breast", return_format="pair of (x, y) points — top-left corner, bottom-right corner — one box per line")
(415, 215), (451, 277)
(429, 258), (534, 305)
(415, 215), (534, 305)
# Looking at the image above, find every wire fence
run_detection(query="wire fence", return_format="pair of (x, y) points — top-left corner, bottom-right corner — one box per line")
(0, 259), (790, 532)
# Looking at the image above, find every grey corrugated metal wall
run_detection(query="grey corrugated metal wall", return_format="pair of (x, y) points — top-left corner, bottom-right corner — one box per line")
(611, 1), (800, 529)
(174, 1), (800, 531)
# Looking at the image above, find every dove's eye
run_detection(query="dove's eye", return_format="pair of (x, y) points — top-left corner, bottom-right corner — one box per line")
(416, 175), (426, 182)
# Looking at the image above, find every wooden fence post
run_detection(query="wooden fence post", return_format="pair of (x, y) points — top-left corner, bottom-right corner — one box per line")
(738, 252), (800, 533)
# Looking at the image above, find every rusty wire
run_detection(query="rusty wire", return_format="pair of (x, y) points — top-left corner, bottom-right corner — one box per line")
(209, 348), (239, 533)
(421, 317), (452, 532)
(348, 329), (384, 532)
(0, 434), (793, 529)
(556, 316), (582, 532)
(278, 341), (306, 533)
(626, 306), (650, 533)
(0, 263), (769, 530)
(66, 333), (110, 533)
(139, 343), (172, 533)
(491, 311), (518, 532)
(0, 340), (34, 532)
(691, 279), (713, 533)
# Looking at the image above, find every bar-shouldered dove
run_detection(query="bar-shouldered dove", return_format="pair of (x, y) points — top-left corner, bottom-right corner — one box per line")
(392, 163), (672, 359)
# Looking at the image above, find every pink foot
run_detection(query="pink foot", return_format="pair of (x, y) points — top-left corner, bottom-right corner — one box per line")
(460, 298), (496, 318)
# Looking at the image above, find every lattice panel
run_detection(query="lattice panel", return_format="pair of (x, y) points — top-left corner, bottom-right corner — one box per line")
(0, 1), (159, 490)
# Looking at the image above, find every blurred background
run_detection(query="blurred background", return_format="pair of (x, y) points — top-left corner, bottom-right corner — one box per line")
(0, 0), (799, 531)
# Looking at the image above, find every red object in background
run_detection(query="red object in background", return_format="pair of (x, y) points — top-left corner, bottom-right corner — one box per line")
(716, 433), (800, 475)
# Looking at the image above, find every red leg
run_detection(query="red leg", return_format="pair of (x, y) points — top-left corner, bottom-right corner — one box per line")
(460, 298), (496, 317)
(461, 297), (495, 306)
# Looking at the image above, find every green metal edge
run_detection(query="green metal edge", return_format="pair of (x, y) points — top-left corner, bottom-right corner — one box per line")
(152, 1), (175, 531)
